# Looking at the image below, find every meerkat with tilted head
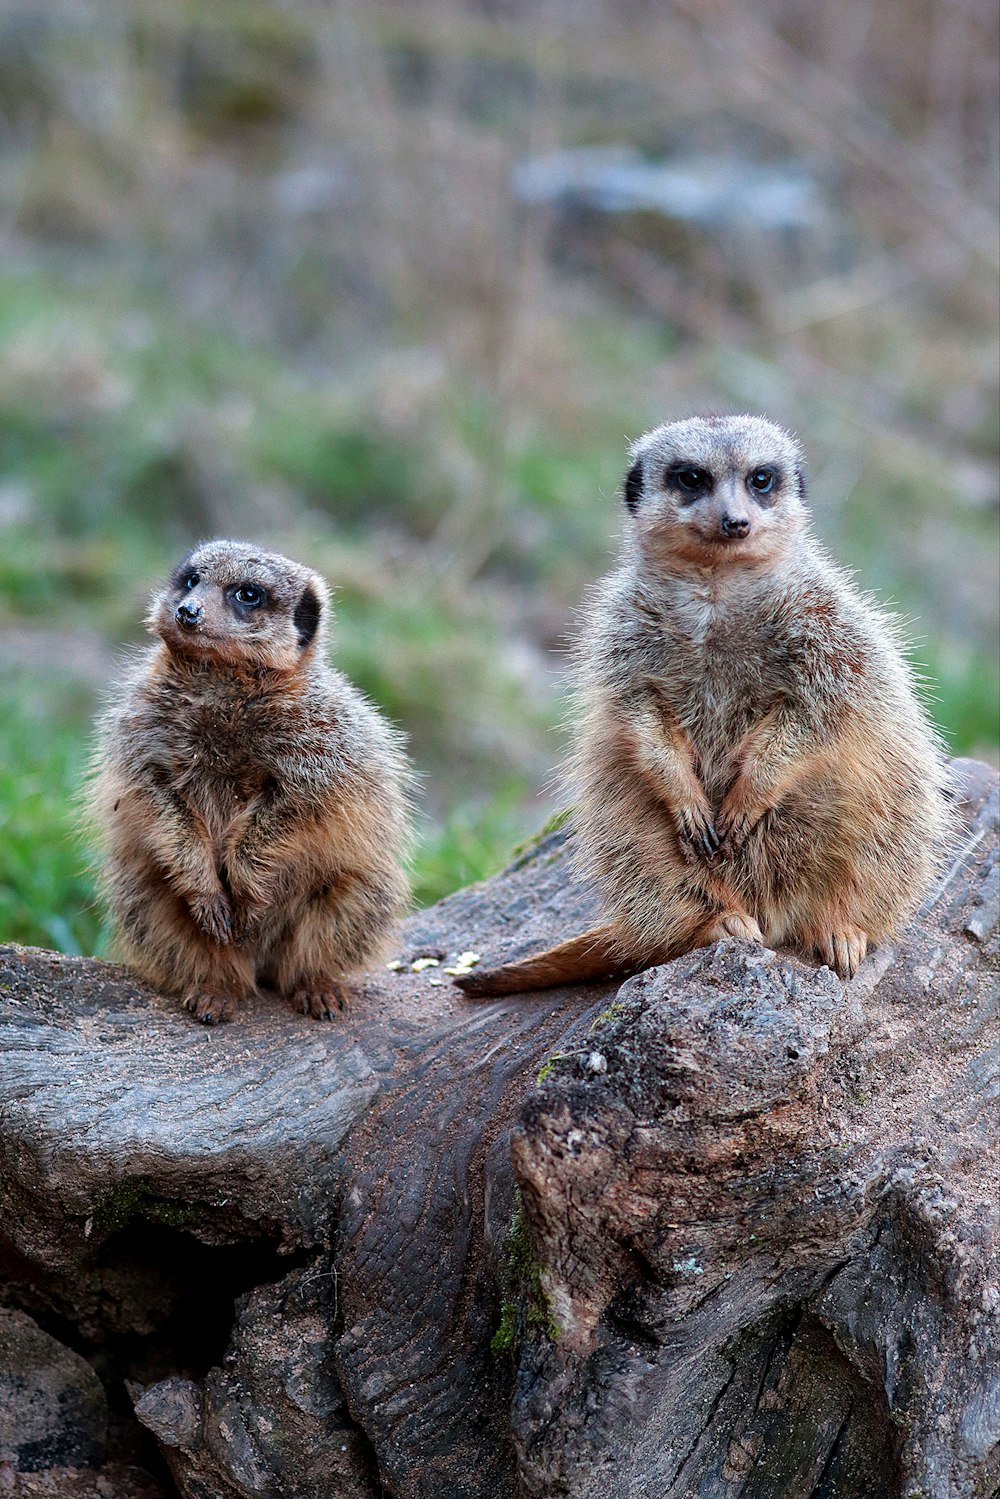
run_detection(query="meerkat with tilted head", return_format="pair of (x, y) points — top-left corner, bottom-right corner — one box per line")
(457, 414), (954, 998)
(90, 540), (410, 1024)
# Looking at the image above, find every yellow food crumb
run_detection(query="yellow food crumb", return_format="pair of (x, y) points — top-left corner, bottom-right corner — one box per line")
(442, 951), (482, 976)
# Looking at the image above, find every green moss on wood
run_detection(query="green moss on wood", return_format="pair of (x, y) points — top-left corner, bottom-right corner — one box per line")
(490, 1191), (560, 1358)
(490, 1299), (519, 1356)
(93, 1180), (203, 1235)
(507, 807), (573, 870)
(589, 999), (626, 1033)
(535, 1051), (568, 1085)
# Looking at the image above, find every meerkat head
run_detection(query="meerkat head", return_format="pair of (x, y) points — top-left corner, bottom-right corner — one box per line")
(621, 414), (808, 571)
(148, 540), (330, 673)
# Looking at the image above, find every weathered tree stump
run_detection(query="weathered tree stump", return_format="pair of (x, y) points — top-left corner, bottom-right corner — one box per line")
(0, 758), (996, 1499)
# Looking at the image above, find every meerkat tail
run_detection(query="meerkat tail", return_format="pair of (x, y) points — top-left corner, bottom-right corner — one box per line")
(453, 922), (651, 997)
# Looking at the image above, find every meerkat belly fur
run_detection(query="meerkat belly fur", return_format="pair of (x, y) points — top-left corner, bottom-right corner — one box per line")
(458, 414), (953, 997)
(90, 541), (410, 1024)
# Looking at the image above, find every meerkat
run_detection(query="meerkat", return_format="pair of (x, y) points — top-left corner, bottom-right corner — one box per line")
(457, 414), (954, 998)
(89, 540), (410, 1024)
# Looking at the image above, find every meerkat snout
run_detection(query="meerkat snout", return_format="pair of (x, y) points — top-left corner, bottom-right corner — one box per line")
(175, 600), (203, 628)
(720, 513), (751, 539)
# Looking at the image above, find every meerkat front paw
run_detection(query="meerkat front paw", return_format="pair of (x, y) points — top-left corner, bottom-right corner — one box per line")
(189, 893), (234, 946)
(714, 794), (768, 859)
(715, 817), (751, 859)
(292, 984), (350, 1021)
(673, 803), (721, 862)
(183, 988), (237, 1025)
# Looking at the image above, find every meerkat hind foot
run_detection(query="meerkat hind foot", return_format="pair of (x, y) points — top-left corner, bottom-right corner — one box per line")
(292, 983), (350, 1021)
(183, 989), (238, 1025)
(821, 927), (868, 980)
(702, 909), (764, 946)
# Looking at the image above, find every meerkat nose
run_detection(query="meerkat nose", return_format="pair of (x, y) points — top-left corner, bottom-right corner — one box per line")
(721, 516), (751, 539)
(175, 601), (203, 628)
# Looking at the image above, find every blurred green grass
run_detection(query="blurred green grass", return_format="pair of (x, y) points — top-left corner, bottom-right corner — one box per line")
(0, 674), (105, 956)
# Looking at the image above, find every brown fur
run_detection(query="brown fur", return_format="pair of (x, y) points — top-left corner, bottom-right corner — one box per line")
(89, 540), (410, 1024)
(457, 414), (954, 996)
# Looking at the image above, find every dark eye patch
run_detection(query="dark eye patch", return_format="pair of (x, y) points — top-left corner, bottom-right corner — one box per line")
(228, 582), (267, 611)
(667, 463), (712, 501)
(169, 553), (199, 591)
(747, 466), (780, 502)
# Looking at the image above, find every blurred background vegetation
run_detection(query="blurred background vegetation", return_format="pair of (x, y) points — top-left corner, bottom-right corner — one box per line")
(0, 0), (997, 957)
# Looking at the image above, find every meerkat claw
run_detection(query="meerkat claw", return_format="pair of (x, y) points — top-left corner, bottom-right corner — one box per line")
(715, 813), (754, 861)
(294, 985), (349, 1020)
(183, 990), (236, 1025)
(811, 927), (868, 979)
(676, 807), (719, 863)
(831, 928), (868, 979)
(190, 894), (234, 946)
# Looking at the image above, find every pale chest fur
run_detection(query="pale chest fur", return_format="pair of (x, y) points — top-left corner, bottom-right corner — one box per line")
(132, 676), (323, 830)
(173, 698), (269, 793)
(161, 704), (275, 844)
(632, 574), (798, 760)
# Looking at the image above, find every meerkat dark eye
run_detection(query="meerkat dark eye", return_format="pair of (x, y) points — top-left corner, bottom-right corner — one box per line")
(669, 465), (710, 500)
(231, 583), (265, 609)
(183, 571), (200, 591)
(748, 468), (777, 495)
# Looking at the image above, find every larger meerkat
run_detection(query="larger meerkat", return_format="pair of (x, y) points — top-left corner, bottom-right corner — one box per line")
(458, 414), (953, 997)
(90, 540), (409, 1024)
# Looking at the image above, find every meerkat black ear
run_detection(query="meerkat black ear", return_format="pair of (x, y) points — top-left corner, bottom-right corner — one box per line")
(293, 583), (322, 650)
(623, 459), (644, 512)
(795, 466), (808, 500)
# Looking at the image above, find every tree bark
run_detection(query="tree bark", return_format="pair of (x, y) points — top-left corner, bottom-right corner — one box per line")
(0, 758), (996, 1499)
